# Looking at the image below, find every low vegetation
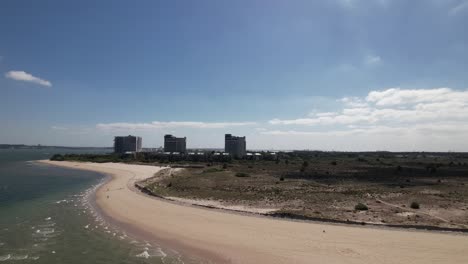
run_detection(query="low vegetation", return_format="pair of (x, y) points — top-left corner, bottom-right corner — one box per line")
(54, 151), (468, 229)
(355, 203), (369, 211)
(411, 202), (420, 209)
(235, 172), (250, 177)
(50, 153), (125, 163)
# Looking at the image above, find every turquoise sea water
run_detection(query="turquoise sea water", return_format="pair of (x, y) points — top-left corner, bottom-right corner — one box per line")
(0, 149), (184, 264)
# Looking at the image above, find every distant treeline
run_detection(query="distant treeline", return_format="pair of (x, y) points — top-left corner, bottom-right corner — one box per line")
(50, 151), (468, 165)
(50, 153), (126, 163)
(50, 152), (235, 163)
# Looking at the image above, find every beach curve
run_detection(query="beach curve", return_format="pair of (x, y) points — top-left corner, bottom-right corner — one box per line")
(39, 160), (468, 264)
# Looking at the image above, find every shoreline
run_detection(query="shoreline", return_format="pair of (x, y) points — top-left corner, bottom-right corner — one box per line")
(38, 160), (468, 264)
(37, 160), (227, 263)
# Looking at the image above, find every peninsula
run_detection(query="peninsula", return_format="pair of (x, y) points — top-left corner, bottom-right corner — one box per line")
(40, 160), (468, 264)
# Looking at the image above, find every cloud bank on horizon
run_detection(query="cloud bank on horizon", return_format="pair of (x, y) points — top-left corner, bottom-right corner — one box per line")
(96, 121), (257, 130)
(83, 87), (468, 151)
(269, 87), (468, 128)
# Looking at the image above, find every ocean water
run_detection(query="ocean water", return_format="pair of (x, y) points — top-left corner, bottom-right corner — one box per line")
(0, 149), (185, 264)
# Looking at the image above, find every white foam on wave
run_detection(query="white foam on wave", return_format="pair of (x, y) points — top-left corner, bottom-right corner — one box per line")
(70, 178), (180, 262)
(0, 254), (38, 261)
(9, 254), (28, 260)
(45, 217), (51, 221)
(55, 199), (67, 204)
(135, 251), (150, 259)
(38, 222), (55, 228)
(35, 228), (54, 235)
(0, 255), (10, 261)
(33, 227), (59, 241)
(135, 247), (168, 259)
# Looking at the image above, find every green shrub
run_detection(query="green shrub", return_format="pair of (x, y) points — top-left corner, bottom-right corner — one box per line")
(50, 154), (64, 161)
(410, 202), (420, 209)
(355, 203), (368, 211)
(235, 172), (250, 177)
(203, 168), (222, 173)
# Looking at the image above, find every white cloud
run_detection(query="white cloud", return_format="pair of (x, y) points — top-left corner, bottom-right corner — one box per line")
(366, 87), (468, 106)
(5, 71), (52, 87)
(364, 55), (382, 66)
(51, 126), (69, 130)
(261, 129), (359, 136)
(258, 121), (468, 151)
(96, 121), (257, 131)
(340, 97), (368, 107)
(269, 87), (468, 128)
(314, 112), (338, 117)
(339, 0), (356, 8)
(263, 123), (468, 137)
(333, 54), (382, 74)
(338, 0), (390, 9)
(449, 0), (468, 15)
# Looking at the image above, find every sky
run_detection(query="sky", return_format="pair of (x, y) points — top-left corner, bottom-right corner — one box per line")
(1, 0), (468, 151)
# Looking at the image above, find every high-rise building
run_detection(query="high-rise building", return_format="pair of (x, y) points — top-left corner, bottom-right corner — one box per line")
(225, 134), (246, 158)
(114, 135), (142, 153)
(164, 135), (187, 153)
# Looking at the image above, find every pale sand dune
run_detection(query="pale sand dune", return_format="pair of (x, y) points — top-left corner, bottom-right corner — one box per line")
(40, 160), (468, 264)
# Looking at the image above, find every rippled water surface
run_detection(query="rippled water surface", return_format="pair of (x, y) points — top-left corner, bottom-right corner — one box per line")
(0, 149), (185, 264)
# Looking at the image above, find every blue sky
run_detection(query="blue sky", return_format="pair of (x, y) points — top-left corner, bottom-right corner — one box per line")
(1, 0), (468, 151)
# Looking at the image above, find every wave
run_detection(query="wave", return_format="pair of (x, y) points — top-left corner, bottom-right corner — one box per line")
(33, 226), (60, 240)
(135, 247), (168, 259)
(0, 254), (38, 262)
(60, 179), (183, 263)
(135, 251), (150, 258)
(37, 222), (56, 228)
(9, 255), (28, 260)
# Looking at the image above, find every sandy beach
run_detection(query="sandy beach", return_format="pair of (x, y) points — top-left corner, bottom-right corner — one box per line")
(40, 160), (468, 264)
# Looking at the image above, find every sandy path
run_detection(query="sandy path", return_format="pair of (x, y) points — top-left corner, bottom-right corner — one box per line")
(40, 161), (468, 264)
(376, 199), (452, 224)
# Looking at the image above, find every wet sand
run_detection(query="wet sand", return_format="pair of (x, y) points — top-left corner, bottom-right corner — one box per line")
(40, 160), (468, 264)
